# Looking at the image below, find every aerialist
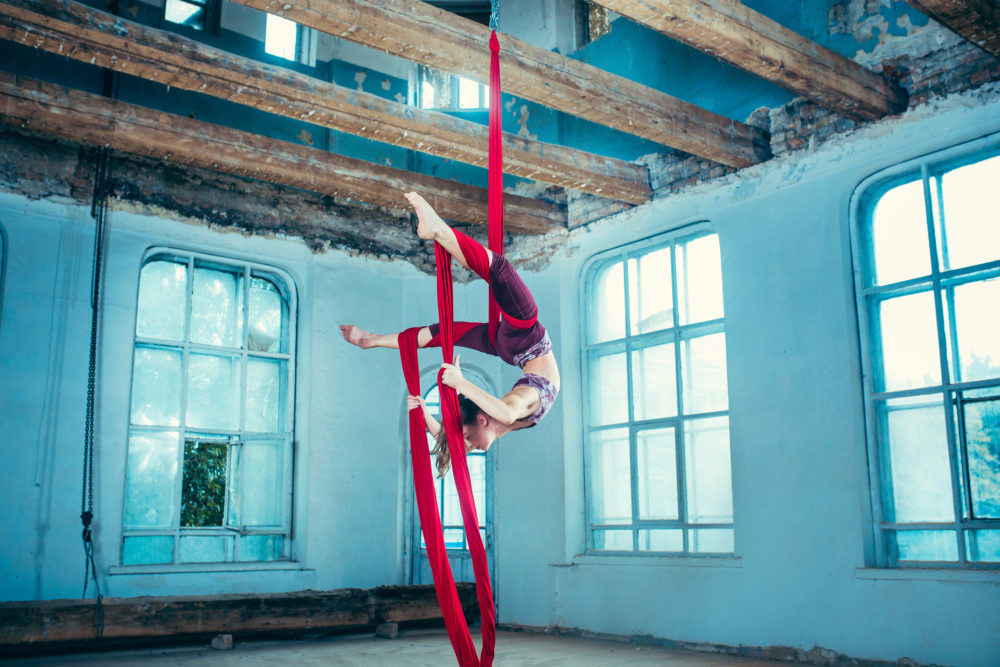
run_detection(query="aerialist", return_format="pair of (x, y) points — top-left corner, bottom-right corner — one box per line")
(341, 192), (560, 475)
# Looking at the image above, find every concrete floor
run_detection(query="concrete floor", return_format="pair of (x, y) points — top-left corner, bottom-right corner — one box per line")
(6, 629), (794, 666)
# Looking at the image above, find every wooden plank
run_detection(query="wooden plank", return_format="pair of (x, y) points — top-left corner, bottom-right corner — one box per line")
(0, 584), (478, 645)
(906, 0), (1000, 58)
(590, 0), (908, 121)
(0, 71), (565, 233)
(230, 0), (772, 167)
(0, 0), (649, 204)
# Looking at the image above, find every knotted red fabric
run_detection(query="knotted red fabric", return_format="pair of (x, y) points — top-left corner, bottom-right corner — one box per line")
(394, 30), (505, 667)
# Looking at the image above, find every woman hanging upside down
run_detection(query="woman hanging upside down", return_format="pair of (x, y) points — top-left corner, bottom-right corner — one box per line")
(340, 192), (560, 475)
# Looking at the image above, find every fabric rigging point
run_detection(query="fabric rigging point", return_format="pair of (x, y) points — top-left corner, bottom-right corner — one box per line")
(397, 21), (506, 667)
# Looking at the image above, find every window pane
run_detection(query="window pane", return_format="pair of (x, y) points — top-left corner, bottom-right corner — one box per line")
(131, 346), (181, 426)
(592, 529), (631, 551)
(877, 291), (941, 392)
(588, 349), (628, 425)
(469, 454), (486, 528)
(637, 529), (682, 552)
(187, 353), (240, 430)
(628, 247), (672, 335)
(590, 261), (625, 343)
(636, 428), (678, 521)
(962, 397), (1000, 519)
(458, 77), (480, 109)
(951, 278), (1000, 383)
(190, 266), (240, 347)
(124, 431), (179, 530)
(677, 234), (723, 325)
(631, 342), (676, 420)
(880, 396), (954, 523)
(249, 276), (286, 353)
(682, 333), (729, 415)
(179, 535), (233, 563)
(444, 529), (465, 549)
(889, 529), (958, 562)
(871, 180), (931, 285)
(246, 358), (285, 433)
(965, 530), (1000, 563)
(181, 440), (227, 527)
(589, 428), (631, 524)
(164, 0), (205, 29)
(136, 259), (186, 340)
(690, 528), (734, 553)
(685, 417), (733, 524)
(265, 13), (298, 60)
(938, 156), (1000, 271)
(231, 439), (284, 527)
(122, 536), (174, 565)
(240, 535), (283, 562)
(441, 468), (461, 529)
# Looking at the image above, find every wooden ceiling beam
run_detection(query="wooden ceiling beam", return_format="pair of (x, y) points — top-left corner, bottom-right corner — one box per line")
(590, 0), (908, 121)
(0, 71), (565, 233)
(905, 0), (1000, 58)
(231, 0), (772, 168)
(0, 0), (649, 204)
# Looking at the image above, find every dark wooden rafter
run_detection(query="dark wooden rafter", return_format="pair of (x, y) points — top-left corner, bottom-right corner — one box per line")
(0, 0), (650, 205)
(590, 0), (909, 121)
(230, 0), (772, 168)
(0, 71), (565, 232)
(905, 0), (1000, 58)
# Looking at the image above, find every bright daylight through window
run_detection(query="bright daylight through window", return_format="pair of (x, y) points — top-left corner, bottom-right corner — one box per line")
(583, 229), (734, 555)
(121, 251), (295, 566)
(855, 144), (1000, 567)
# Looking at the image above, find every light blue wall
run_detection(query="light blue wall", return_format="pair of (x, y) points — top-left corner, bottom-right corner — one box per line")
(514, 86), (1000, 667)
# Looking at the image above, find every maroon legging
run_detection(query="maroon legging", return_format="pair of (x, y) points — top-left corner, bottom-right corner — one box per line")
(427, 229), (546, 367)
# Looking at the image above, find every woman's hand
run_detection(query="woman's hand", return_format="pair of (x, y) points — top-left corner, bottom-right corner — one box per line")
(407, 395), (426, 412)
(440, 355), (465, 389)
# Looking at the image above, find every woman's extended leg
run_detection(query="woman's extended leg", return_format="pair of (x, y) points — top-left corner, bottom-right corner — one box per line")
(340, 324), (433, 350)
(407, 192), (492, 275)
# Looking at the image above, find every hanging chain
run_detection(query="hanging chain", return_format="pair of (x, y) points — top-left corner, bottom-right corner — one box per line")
(489, 0), (499, 32)
(81, 146), (109, 640)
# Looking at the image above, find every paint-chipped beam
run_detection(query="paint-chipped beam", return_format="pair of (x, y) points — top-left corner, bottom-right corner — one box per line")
(906, 0), (1000, 58)
(590, 0), (908, 121)
(0, 0), (650, 204)
(230, 0), (771, 168)
(0, 72), (565, 233)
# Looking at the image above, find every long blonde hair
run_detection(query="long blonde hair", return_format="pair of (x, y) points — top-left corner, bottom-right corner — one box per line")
(431, 395), (482, 477)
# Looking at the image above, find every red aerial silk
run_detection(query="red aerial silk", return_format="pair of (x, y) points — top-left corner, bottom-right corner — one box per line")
(395, 30), (505, 667)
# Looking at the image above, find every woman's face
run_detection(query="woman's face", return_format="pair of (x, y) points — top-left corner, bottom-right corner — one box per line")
(463, 422), (494, 452)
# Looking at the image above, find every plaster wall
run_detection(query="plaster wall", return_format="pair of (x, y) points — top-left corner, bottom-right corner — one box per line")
(522, 84), (1000, 667)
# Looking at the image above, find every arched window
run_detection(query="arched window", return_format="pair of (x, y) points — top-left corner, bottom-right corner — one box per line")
(852, 140), (1000, 567)
(121, 250), (296, 566)
(582, 227), (734, 555)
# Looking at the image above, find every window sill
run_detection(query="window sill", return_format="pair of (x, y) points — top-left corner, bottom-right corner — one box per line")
(855, 567), (1000, 583)
(561, 554), (743, 569)
(109, 561), (312, 576)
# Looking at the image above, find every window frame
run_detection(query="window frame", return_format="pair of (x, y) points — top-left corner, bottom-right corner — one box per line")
(0, 223), (6, 333)
(850, 135), (1000, 570)
(162, 0), (221, 34)
(119, 247), (297, 567)
(580, 223), (735, 557)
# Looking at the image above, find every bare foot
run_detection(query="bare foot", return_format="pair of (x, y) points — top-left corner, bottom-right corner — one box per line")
(340, 324), (372, 349)
(406, 192), (446, 241)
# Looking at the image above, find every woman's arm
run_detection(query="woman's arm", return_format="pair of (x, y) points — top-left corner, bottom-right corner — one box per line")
(440, 356), (537, 425)
(408, 395), (441, 436)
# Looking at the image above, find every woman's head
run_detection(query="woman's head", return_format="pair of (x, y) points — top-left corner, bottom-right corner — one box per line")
(431, 395), (492, 477)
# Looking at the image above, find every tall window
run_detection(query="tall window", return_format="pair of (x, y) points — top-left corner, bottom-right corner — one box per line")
(583, 229), (734, 554)
(854, 143), (1000, 568)
(121, 250), (296, 566)
(163, 0), (220, 33)
(421, 384), (487, 551)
